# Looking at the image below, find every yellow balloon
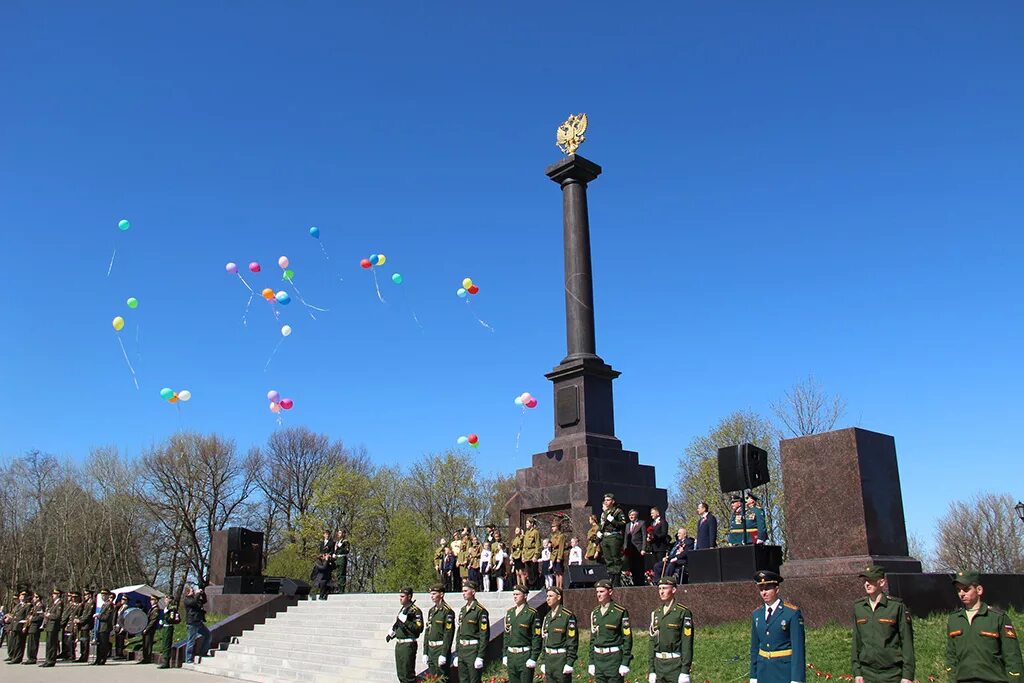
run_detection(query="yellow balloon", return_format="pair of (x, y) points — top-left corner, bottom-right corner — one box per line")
(462, 277), (473, 289)
(112, 316), (125, 332)
(377, 254), (386, 266)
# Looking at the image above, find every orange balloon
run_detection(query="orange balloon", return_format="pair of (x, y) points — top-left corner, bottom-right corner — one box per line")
(262, 288), (274, 300)
(168, 395), (179, 404)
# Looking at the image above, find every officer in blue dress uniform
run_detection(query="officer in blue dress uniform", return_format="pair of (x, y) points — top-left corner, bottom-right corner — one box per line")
(749, 571), (805, 683)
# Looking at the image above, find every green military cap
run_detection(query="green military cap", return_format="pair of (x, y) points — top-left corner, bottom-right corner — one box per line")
(594, 579), (613, 589)
(399, 587), (413, 597)
(658, 576), (678, 586)
(858, 565), (885, 581)
(746, 492), (759, 501)
(51, 588), (63, 595)
(603, 492), (616, 500)
(754, 570), (783, 586)
(513, 584), (529, 594)
(463, 580), (478, 591)
(547, 586), (563, 597)
(953, 570), (981, 586)
(429, 583), (445, 593)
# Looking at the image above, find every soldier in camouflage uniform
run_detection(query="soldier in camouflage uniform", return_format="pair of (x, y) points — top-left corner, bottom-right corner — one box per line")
(598, 494), (627, 587)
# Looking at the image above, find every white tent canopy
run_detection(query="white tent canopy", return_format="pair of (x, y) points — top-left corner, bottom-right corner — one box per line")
(112, 584), (166, 599)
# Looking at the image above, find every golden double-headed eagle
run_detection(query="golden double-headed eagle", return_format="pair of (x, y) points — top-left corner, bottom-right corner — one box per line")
(556, 113), (587, 155)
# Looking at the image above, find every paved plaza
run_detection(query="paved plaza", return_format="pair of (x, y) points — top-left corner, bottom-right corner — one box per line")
(0, 661), (213, 682)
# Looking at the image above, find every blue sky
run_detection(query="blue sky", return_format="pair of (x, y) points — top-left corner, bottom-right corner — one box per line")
(2, 2), (1022, 550)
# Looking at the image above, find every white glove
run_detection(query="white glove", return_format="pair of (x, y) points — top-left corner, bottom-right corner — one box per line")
(619, 665), (631, 675)
(562, 664), (574, 674)
(749, 679), (757, 683)
(438, 655), (446, 666)
(387, 630), (395, 638)
(502, 656), (508, 666)
(680, 675), (691, 683)
(474, 657), (484, 669)
(452, 656), (458, 667)
(397, 613), (408, 623)
(607, 513), (615, 521)
(541, 663), (546, 674)
(588, 664), (596, 675)
(526, 658), (536, 668)
(422, 654), (429, 665)
(650, 674), (658, 683)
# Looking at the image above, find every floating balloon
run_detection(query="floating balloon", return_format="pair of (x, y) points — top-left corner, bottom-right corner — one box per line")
(360, 258), (372, 269)
(520, 392), (533, 403)
(514, 396), (523, 406)
(278, 256), (289, 269)
(282, 268), (295, 281)
(159, 387), (174, 400)
(168, 394), (179, 404)
(392, 273), (403, 284)
(126, 297), (138, 309)
(275, 291), (291, 305)
(178, 390), (192, 402)
(309, 226), (320, 238)
(280, 398), (294, 410)
(468, 285), (480, 295)
(270, 401), (281, 413)
(370, 254), (379, 265)
(526, 398), (538, 409)
(267, 390), (281, 403)
(376, 254), (386, 266)
(457, 436), (469, 445)
(226, 262), (238, 274)
(281, 325), (292, 337)
(467, 434), (479, 445)
(457, 288), (467, 298)
(462, 278), (473, 289)
(470, 441), (479, 449)
(112, 316), (125, 332)
(249, 262), (261, 273)
(117, 219), (131, 231)
(261, 288), (274, 300)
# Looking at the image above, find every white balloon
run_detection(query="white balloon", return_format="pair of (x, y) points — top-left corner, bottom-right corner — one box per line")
(281, 325), (292, 337)
(178, 390), (191, 402)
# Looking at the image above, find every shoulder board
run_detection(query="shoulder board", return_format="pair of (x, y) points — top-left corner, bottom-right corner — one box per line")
(989, 607), (1005, 615)
(675, 602), (690, 612)
(562, 608), (575, 617)
(783, 602), (799, 610)
(525, 605), (536, 613)
(888, 596), (903, 603)
(854, 597), (868, 606)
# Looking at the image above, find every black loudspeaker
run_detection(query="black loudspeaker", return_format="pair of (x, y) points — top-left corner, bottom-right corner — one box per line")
(263, 577), (312, 597)
(227, 527), (264, 577)
(718, 545), (783, 582)
(686, 549), (722, 584)
(717, 444), (770, 492)
(223, 575), (263, 594)
(567, 564), (608, 589)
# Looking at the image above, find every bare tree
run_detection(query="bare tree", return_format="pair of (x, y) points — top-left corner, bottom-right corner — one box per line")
(771, 375), (847, 438)
(406, 451), (486, 538)
(934, 493), (1024, 573)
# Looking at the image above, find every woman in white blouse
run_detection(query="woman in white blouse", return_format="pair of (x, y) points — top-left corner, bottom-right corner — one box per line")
(490, 543), (507, 592)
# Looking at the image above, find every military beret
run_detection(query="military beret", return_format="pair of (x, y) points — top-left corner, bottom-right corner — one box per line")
(429, 583), (445, 593)
(399, 587), (413, 597)
(603, 492), (616, 500)
(513, 584), (529, 594)
(658, 576), (678, 587)
(953, 570), (981, 586)
(594, 579), (613, 589)
(755, 570), (783, 586)
(547, 586), (563, 597)
(858, 565), (885, 581)
(463, 580), (478, 591)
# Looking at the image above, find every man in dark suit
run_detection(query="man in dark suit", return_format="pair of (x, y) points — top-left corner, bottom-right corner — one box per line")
(695, 502), (718, 550)
(624, 509), (646, 585)
(318, 530), (334, 555)
(139, 595), (161, 664)
(656, 528), (696, 583)
(311, 553), (334, 600)
(645, 507), (670, 568)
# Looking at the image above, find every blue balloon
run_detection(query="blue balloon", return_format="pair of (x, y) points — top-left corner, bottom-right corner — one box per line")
(457, 288), (467, 298)
(370, 254), (379, 265)
(457, 436), (469, 445)
(275, 291), (291, 305)
(309, 226), (320, 239)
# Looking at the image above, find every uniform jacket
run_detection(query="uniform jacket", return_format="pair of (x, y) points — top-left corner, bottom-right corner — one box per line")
(946, 602), (1022, 683)
(95, 601), (114, 634)
(76, 600), (95, 632)
(550, 532), (566, 563)
(503, 604), (542, 660)
(43, 599), (63, 632)
(586, 523), (601, 560)
(649, 602), (694, 673)
(423, 601), (455, 655)
(696, 513), (718, 550)
(146, 606), (162, 634)
(851, 594), (914, 679)
(600, 507), (627, 537)
(540, 605), (579, 667)
(27, 602), (44, 634)
(523, 528), (541, 562)
(749, 600), (806, 683)
(590, 602), (633, 667)
(457, 600), (489, 659)
(391, 602), (424, 640)
(510, 534), (524, 561)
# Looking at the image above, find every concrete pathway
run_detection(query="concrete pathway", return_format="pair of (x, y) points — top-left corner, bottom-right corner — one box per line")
(0, 660), (212, 682)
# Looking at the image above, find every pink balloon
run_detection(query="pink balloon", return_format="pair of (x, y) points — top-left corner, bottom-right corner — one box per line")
(225, 262), (238, 274)
(278, 256), (289, 269)
(526, 398), (538, 409)
(249, 262), (261, 273)
(267, 390), (280, 403)
(269, 402), (281, 413)
(280, 398), (294, 410)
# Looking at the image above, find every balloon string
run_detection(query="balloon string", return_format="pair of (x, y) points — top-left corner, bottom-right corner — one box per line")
(466, 300), (494, 332)
(514, 406), (526, 451)
(116, 334), (140, 390)
(317, 241), (343, 281)
(371, 269), (387, 304)
(241, 293), (254, 327)
(107, 247), (117, 277)
(286, 278), (329, 320)
(235, 272), (255, 293)
(264, 337), (285, 372)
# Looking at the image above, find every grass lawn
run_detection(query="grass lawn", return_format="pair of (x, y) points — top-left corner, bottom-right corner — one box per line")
(473, 610), (1022, 683)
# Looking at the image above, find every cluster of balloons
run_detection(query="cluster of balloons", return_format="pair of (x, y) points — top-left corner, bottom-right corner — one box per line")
(159, 387), (191, 404)
(456, 433), (480, 448)
(260, 287), (291, 305)
(360, 253), (387, 269)
(514, 392), (539, 409)
(456, 277), (480, 297)
(267, 390), (294, 413)
(111, 297), (140, 332)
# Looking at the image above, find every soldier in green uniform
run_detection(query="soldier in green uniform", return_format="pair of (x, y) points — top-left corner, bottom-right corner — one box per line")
(91, 589), (114, 665)
(454, 580), (489, 683)
(75, 589), (94, 662)
(598, 493), (627, 587)
(333, 530), (350, 593)
(523, 519), (542, 589)
(60, 590), (78, 661)
(589, 579), (633, 682)
(550, 521), (567, 591)
(386, 587), (424, 683)
(5, 590), (29, 664)
(726, 496), (750, 546)
(157, 596), (181, 669)
(41, 589), (64, 668)
(851, 565), (914, 683)
(422, 583), (456, 681)
(648, 576), (694, 683)
(503, 585), (540, 682)
(140, 594), (161, 664)
(946, 570), (1022, 683)
(511, 527), (526, 588)
(23, 592), (44, 665)
(540, 586), (578, 682)
(457, 534), (471, 589)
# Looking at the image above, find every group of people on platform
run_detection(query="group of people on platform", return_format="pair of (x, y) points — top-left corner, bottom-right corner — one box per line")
(386, 565), (1022, 683)
(310, 528), (351, 598)
(1, 586), (183, 668)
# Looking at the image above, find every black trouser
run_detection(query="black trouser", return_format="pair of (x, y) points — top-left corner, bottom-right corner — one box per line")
(44, 628), (61, 665)
(141, 628), (156, 662)
(626, 546), (645, 585)
(526, 561), (538, 589)
(8, 629), (25, 662)
(94, 631), (110, 664)
(77, 631), (90, 661)
(61, 631), (75, 660)
(315, 579), (330, 599)
(24, 629), (40, 663)
(114, 629), (126, 657)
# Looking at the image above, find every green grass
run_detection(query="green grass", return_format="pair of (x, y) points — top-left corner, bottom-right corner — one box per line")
(476, 610), (1022, 683)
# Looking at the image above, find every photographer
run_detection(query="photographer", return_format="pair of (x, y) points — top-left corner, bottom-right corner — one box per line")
(311, 552), (334, 600)
(183, 585), (210, 665)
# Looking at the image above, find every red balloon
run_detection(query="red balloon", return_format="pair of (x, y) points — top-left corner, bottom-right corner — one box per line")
(525, 398), (538, 408)
(467, 285), (479, 295)
(280, 398), (294, 410)
(467, 434), (478, 444)
(249, 262), (261, 273)
(360, 258), (372, 269)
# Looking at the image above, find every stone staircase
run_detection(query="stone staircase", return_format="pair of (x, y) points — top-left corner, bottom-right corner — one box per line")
(184, 590), (526, 683)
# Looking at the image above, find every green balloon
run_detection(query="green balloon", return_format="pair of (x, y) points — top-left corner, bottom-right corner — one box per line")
(159, 387), (174, 400)
(391, 273), (403, 284)
(127, 297), (139, 309)
(282, 269), (295, 281)
(117, 219), (131, 231)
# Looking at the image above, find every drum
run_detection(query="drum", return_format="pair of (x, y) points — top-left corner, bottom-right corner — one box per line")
(122, 607), (148, 635)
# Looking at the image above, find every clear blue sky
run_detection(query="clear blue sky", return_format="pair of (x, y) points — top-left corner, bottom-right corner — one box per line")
(2, 2), (1022, 548)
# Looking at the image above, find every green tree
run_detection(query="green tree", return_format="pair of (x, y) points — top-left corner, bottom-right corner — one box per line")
(265, 543), (313, 582)
(375, 508), (437, 592)
(406, 451), (486, 538)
